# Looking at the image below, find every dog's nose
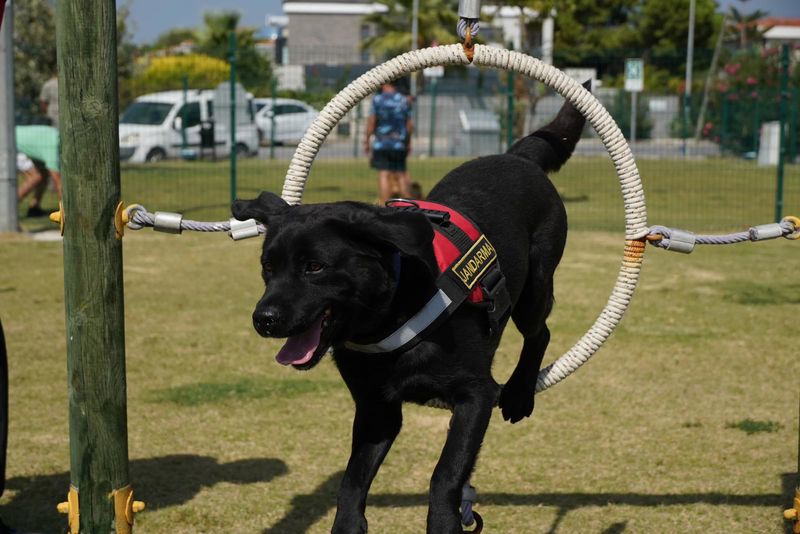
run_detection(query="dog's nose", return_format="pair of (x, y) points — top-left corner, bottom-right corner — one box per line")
(253, 308), (281, 336)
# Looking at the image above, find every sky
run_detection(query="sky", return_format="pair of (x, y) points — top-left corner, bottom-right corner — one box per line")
(119, 0), (800, 45)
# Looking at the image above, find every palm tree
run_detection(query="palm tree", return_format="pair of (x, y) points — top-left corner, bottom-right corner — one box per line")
(196, 11), (240, 59)
(195, 11), (272, 95)
(361, 0), (460, 59)
(725, 1), (770, 48)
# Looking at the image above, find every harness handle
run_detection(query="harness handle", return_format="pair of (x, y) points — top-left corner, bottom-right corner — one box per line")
(386, 199), (451, 225)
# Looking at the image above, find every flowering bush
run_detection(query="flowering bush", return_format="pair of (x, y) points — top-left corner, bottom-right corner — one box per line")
(701, 45), (799, 156)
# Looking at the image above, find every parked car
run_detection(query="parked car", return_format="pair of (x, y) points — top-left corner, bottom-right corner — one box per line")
(119, 89), (259, 163)
(254, 98), (318, 145)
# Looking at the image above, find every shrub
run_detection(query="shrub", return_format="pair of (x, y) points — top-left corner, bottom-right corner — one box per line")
(131, 54), (230, 95)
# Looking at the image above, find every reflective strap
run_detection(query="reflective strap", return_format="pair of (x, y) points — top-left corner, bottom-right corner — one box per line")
(344, 289), (453, 354)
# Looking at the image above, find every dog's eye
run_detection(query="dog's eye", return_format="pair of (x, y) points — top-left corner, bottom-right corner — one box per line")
(305, 261), (325, 274)
(264, 262), (273, 273)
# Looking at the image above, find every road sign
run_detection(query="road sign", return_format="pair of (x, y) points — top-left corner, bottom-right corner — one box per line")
(625, 58), (644, 92)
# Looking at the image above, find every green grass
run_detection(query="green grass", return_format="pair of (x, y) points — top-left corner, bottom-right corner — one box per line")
(727, 420), (784, 436)
(150, 378), (335, 406)
(2, 157), (799, 533)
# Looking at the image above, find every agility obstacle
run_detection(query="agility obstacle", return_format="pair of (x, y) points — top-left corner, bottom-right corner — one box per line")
(45, 1), (798, 531)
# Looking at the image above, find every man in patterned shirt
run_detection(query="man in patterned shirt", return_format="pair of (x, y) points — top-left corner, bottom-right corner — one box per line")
(364, 81), (414, 204)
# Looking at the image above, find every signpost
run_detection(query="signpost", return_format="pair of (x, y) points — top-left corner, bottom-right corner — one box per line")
(423, 65), (443, 158)
(0, 0), (16, 233)
(625, 58), (644, 146)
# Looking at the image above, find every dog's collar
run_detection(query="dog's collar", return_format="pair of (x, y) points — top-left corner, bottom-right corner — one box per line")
(344, 199), (511, 354)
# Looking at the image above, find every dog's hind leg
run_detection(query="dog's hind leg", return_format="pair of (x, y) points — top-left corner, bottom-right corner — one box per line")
(498, 240), (561, 423)
(427, 384), (495, 534)
(332, 400), (402, 534)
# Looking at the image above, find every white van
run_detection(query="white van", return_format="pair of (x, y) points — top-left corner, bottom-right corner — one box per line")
(119, 88), (259, 163)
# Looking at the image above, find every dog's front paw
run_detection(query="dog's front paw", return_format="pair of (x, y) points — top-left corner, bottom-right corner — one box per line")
(498, 377), (535, 423)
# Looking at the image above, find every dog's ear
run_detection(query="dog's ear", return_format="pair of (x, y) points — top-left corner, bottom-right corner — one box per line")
(344, 209), (437, 276)
(231, 192), (289, 223)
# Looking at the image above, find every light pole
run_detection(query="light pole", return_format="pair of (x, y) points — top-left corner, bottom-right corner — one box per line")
(683, 0), (696, 156)
(0, 0), (17, 232)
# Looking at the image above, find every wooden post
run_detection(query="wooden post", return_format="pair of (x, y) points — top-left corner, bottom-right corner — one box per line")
(56, 1), (131, 532)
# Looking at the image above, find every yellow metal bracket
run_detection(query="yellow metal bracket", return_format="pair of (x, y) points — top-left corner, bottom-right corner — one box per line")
(49, 201), (65, 236)
(51, 201), (139, 240)
(114, 201), (127, 240)
(785, 489), (800, 533)
(784, 215), (800, 240)
(56, 486), (80, 534)
(114, 202), (144, 240)
(112, 484), (146, 534)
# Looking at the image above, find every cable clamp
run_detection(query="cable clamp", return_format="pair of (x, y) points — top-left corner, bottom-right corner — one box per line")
(749, 223), (784, 241)
(664, 228), (696, 254)
(153, 211), (183, 234)
(229, 218), (261, 241)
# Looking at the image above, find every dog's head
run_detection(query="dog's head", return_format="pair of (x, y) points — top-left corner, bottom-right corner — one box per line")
(232, 192), (435, 370)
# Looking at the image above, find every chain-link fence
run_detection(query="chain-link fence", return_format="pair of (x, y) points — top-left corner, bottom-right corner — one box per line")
(13, 43), (800, 233)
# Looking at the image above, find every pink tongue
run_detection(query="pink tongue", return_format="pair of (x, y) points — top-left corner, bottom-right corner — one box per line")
(275, 315), (324, 365)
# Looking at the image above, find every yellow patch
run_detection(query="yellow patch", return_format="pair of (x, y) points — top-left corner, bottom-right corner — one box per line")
(451, 235), (497, 289)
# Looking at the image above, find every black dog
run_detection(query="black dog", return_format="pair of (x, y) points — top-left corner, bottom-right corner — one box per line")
(232, 94), (585, 533)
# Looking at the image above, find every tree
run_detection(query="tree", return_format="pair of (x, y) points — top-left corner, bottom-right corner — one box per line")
(724, 1), (770, 48)
(627, 0), (720, 91)
(361, 0), (460, 58)
(13, 0), (56, 121)
(552, 0), (639, 70)
(195, 11), (272, 96)
(632, 0), (718, 58)
(150, 28), (197, 51)
(117, 1), (141, 108)
(551, 0), (720, 86)
(130, 54), (230, 95)
(14, 0), (141, 118)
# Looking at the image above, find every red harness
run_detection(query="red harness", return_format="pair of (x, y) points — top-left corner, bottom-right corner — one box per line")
(392, 200), (489, 303)
(345, 199), (511, 354)
(389, 199), (510, 326)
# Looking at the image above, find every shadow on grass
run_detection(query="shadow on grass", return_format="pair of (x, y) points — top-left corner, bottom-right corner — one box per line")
(0, 454), (287, 533)
(263, 471), (798, 534)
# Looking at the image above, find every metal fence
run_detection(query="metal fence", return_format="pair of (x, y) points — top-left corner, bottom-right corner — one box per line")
(13, 44), (800, 234)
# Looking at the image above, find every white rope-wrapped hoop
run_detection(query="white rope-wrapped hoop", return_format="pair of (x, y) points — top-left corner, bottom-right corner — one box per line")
(282, 44), (649, 394)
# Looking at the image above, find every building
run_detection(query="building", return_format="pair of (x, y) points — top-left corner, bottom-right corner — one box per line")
(281, 0), (387, 65)
(760, 18), (800, 47)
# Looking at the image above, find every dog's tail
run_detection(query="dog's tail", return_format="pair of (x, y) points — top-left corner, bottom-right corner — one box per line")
(506, 80), (590, 173)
